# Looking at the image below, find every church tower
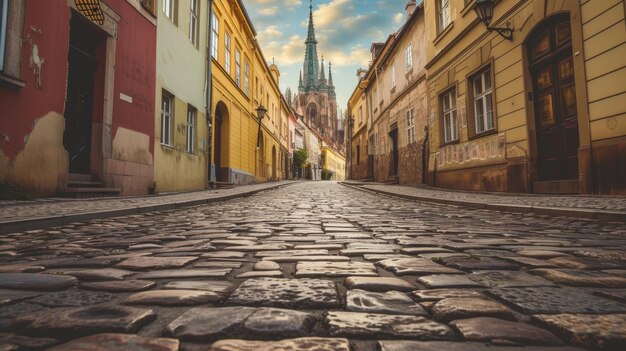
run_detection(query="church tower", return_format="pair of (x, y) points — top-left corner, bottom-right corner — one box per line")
(294, 0), (341, 147)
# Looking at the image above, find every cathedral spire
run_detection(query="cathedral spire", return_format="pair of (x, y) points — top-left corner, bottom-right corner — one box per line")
(328, 61), (333, 86)
(320, 56), (326, 82)
(302, 0), (320, 91)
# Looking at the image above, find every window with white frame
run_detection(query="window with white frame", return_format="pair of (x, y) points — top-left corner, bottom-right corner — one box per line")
(189, 0), (199, 46)
(186, 105), (197, 153)
(224, 32), (231, 74)
(390, 64), (396, 88)
(161, 92), (174, 146)
(211, 13), (219, 59)
(163, 0), (176, 23)
(472, 68), (494, 134)
(441, 89), (458, 143)
(244, 61), (249, 96)
(439, 0), (451, 33)
(405, 45), (412, 71)
(407, 108), (415, 144)
(0, 0), (7, 71)
(235, 49), (241, 87)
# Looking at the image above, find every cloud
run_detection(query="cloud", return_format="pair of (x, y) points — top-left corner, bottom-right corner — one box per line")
(394, 12), (404, 24)
(261, 35), (305, 66)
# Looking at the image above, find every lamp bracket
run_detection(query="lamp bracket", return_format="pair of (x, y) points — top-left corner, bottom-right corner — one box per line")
(487, 21), (513, 41)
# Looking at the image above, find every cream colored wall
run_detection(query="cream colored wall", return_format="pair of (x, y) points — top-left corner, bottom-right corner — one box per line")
(154, 0), (209, 192)
(323, 146), (346, 181)
(581, 0), (626, 143)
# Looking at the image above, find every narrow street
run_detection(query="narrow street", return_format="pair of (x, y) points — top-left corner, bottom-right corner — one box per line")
(1, 182), (625, 350)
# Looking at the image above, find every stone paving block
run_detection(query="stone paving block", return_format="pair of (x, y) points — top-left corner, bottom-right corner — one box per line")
(80, 280), (156, 292)
(164, 307), (316, 341)
(346, 289), (427, 315)
(467, 270), (557, 288)
(432, 298), (515, 322)
(195, 261), (243, 268)
(486, 287), (626, 314)
(162, 280), (234, 293)
(344, 276), (415, 292)
(47, 333), (179, 351)
(125, 289), (222, 305)
(0, 273), (77, 291)
(450, 317), (563, 346)
(44, 268), (134, 281)
(227, 278), (339, 308)
(236, 270), (284, 278)
(254, 261), (280, 270)
(202, 251), (247, 259)
(442, 256), (518, 271)
(529, 269), (626, 288)
(532, 313), (626, 350)
(411, 289), (484, 301)
(0, 289), (39, 305)
(417, 274), (487, 289)
(262, 255), (351, 263)
(593, 288), (626, 303)
(137, 268), (231, 279)
(378, 341), (585, 351)
(116, 256), (197, 270)
(547, 256), (626, 270)
(295, 261), (377, 277)
(28, 290), (117, 307)
(377, 258), (463, 275)
(324, 311), (455, 339)
(224, 244), (294, 251)
(13, 305), (156, 337)
(0, 333), (58, 350)
(208, 337), (351, 351)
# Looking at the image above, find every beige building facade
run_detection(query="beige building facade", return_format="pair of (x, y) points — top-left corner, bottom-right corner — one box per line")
(424, 0), (626, 194)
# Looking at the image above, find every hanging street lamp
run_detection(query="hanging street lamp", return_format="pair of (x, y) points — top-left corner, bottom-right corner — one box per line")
(473, 0), (513, 41)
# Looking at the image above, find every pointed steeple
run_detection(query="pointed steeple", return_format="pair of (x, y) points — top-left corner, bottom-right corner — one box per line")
(320, 56), (326, 82)
(328, 61), (334, 86)
(298, 70), (304, 92)
(302, 0), (320, 92)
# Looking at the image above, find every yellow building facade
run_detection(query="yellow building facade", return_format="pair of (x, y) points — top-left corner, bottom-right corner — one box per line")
(210, 0), (283, 184)
(154, 0), (209, 192)
(322, 143), (346, 181)
(424, 0), (626, 194)
(347, 72), (370, 181)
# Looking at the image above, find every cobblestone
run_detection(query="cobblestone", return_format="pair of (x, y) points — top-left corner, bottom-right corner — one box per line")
(0, 182), (624, 350)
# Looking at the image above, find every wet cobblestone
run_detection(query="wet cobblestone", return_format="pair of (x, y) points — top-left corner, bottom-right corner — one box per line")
(0, 182), (625, 350)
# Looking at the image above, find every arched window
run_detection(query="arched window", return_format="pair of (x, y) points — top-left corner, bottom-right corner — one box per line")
(307, 104), (317, 124)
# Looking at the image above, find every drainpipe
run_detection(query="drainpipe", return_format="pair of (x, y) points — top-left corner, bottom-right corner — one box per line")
(206, 0), (215, 185)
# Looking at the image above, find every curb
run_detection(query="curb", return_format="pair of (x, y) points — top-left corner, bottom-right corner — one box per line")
(0, 182), (297, 234)
(341, 183), (626, 222)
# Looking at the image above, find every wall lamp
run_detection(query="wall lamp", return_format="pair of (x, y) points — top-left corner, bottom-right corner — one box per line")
(473, 0), (513, 41)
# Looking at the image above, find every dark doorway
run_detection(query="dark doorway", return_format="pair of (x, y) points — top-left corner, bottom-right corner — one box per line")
(214, 102), (229, 182)
(389, 125), (399, 177)
(528, 14), (579, 181)
(64, 14), (104, 174)
(271, 146), (277, 180)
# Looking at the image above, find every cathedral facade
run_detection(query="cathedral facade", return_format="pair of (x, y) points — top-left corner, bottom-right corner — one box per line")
(293, 2), (342, 148)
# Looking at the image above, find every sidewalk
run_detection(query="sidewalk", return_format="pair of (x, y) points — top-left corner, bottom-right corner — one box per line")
(0, 181), (297, 234)
(342, 180), (626, 221)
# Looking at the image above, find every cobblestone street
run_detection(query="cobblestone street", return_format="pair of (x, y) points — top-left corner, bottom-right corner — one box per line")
(1, 182), (625, 350)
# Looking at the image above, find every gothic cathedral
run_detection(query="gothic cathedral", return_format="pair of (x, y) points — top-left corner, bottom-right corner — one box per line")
(293, 1), (342, 148)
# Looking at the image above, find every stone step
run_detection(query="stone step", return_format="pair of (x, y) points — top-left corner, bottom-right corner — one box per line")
(57, 187), (121, 199)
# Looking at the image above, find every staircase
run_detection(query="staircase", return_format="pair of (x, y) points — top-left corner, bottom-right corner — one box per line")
(57, 173), (121, 198)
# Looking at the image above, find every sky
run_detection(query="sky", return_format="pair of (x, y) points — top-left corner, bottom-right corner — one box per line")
(242, 0), (415, 114)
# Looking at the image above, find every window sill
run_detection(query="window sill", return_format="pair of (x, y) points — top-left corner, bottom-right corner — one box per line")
(405, 67), (414, 77)
(461, 0), (476, 17)
(440, 139), (460, 147)
(468, 128), (497, 141)
(433, 22), (454, 46)
(0, 73), (26, 90)
(161, 143), (175, 149)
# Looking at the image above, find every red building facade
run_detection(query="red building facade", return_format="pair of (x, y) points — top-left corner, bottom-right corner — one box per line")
(0, 0), (156, 196)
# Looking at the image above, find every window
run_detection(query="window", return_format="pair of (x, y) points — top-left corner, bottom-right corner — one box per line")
(189, 0), (199, 47)
(161, 92), (174, 146)
(235, 49), (241, 87)
(390, 64), (396, 88)
(405, 45), (412, 71)
(472, 68), (494, 134)
(224, 32), (231, 74)
(244, 61), (249, 96)
(163, 0), (176, 23)
(441, 89), (458, 143)
(438, 0), (451, 33)
(407, 108), (415, 144)
(211, 13), (219, 58)
(186, 105), (197, 153)
(0, 0), (7, 71)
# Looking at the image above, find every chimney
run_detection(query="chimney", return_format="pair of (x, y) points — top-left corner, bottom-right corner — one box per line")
(406, 0), (417, 19)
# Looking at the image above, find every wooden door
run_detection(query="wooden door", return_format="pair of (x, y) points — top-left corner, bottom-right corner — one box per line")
(529, 15), (579, 181)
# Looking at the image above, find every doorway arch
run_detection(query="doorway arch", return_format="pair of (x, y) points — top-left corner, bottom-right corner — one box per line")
(215, 101), (229, 182)
(525, 13), (579, 184)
